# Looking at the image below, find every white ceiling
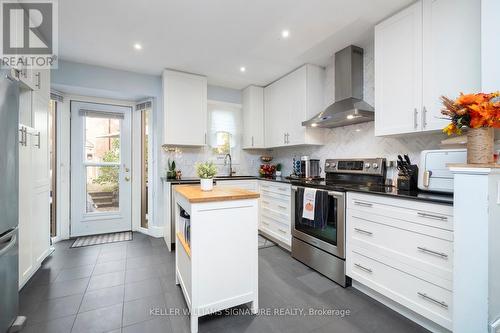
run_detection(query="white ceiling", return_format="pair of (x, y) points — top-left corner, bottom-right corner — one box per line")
(58, 0), (413, 89)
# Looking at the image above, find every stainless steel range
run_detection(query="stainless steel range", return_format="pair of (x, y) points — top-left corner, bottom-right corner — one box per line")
(291, 158), (386, 287)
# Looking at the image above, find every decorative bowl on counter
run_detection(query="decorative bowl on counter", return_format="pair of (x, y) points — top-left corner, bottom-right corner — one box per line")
(260, 156), (273, 163)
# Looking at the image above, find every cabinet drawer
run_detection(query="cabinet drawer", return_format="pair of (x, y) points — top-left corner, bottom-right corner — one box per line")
(347, 192), (453, 231)
(348, 251), (452, 330)
(260, 217), (291, 245)
(261, 208), (290, 229)
(261, 197), (290, 215)
(348, 213), (453, 287)
(260, 182), (291, 196)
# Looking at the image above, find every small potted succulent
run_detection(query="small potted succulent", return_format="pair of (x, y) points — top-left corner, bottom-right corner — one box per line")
(166, 159), (177, 179)
(195, 161), (218, 191)
(275, 163), (282, 177)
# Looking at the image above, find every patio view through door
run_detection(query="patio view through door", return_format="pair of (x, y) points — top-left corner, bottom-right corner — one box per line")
(71, 101), (132, 237)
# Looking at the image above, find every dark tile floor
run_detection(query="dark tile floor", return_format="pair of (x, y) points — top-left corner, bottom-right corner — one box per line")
(19, 232), (428, 333)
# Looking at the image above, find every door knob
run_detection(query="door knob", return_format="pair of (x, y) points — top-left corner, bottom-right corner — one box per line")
(124, 176), (130, 181)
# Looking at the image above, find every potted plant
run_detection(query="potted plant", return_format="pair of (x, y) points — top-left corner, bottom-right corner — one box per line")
(167, 159), (177, 179)
(441, 92), (500, 164)
(195, 161), (218, 191)
(275, 163), (282, 177)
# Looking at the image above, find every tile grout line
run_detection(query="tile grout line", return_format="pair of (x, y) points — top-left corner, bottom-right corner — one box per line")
(70, 244), (101, 332)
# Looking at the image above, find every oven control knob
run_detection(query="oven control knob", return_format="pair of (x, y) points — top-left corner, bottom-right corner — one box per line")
(364, 163), (371, 169)
(331, 163), (336, 168)
(372, 163), (379, 169)
(325, 163), (330, 168)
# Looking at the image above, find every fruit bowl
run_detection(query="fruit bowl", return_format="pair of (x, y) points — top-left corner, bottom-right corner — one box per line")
(259, 164), (276, 177)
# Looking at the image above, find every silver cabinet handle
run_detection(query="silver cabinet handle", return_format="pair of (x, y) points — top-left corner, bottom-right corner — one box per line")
(278, 187), (288, 192)
(19, 127), (27, 146)
(417, 247), (448, 259)
(413, 108), (418, 129)
(354, 263), (372, 273)
(354, 201), (373, 208)
(251, 136), (254, 147)
(262, 221), (270, 226)
(34, 131), (41, 148)
(204, 133), (207, 144)
(417, 212), (448, 221)
(417, 292), (448, 309)
(422, 106), (427, 128)
(354, 228), (373, 236)
(262, 200), (270, 205)
(277, 204), (288, 209)
(277, 228), (287, 234)
(423, 170), (432, 188)
(287, 133), (290, 144)
(35, 72), (41, 89)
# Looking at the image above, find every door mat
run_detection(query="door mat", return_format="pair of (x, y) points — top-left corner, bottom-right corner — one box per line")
(71, 231), (132, 248)
(258, 235), (276, 250)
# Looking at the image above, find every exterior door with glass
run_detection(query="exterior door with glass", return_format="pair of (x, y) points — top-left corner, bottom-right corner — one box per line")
(70, 102), (132, 237)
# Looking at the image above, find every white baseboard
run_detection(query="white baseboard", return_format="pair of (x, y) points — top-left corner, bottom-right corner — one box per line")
(352, 280), (451, 333)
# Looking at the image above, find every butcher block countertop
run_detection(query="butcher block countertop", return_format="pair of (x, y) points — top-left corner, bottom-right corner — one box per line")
(174, 185), (260, 203)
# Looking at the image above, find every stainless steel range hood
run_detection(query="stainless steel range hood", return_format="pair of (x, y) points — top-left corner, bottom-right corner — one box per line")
(303, 45), (374, 128)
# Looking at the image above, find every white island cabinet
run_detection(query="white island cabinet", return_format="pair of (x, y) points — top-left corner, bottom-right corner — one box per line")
(174, 185), (260, 333)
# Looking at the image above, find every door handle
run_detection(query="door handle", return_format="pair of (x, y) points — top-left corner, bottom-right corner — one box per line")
(34, 131), (41, 149)
(423, 170), (432, 187)
(413, 108), (418, 129)
(0, 233), (17, 257)
(124, 176), (131, 181)
(35, 72), (41, 89)
(422, 106), (427, 128)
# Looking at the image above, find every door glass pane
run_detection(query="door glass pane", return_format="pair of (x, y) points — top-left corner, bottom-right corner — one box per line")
(85, 116), (121, 163)
(86, 166), (120, 213)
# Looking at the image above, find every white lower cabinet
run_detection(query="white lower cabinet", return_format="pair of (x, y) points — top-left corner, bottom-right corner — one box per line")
(346, 192), (453, 330)
(258, 181), (291, 247)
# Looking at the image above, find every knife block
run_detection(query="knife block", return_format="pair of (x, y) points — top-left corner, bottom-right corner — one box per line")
(397, 165), (419, 191)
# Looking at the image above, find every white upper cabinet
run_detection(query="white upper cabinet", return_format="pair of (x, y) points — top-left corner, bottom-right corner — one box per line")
(242, 85), (265, 149)
(422, 0), (480, 131)
(163, 70), (207, 146)
(375, 1), (422, 136)
(375, 0), (480, 136)
(264, 64), (325, 148)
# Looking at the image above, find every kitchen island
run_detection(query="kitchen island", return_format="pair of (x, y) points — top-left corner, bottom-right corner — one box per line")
(174, 185), (260, 333)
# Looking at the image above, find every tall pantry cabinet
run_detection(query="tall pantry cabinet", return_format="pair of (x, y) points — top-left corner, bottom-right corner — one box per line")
(18, 67), (51, 288)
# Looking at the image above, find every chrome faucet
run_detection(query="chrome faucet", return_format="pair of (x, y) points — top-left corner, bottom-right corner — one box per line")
(224, 153), (233, 177)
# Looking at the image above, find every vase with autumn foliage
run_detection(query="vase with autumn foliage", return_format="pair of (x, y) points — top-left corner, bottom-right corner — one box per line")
(441, 92), (500, 164)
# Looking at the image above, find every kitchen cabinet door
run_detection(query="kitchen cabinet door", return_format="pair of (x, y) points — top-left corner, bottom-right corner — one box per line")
(264, 82), (287, 147)
(242, 86), (265, 149)
(164, 70), (207, 146)
(283, 67), (307, 146)
(375, 1), (423, 136)
(422, 0), (480, 132)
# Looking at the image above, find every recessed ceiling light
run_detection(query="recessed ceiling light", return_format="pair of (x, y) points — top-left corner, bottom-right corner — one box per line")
(240, 66), (246, 73)
(355, 128), (361, 132)
(133, 43), (143, 50)
(281, 30), (290, 38)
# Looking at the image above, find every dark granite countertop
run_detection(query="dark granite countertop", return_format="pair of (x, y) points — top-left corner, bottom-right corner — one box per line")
(161, 176), (453, 205)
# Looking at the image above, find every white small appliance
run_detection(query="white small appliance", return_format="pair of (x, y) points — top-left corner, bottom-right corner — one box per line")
(418, 149), (467, 193)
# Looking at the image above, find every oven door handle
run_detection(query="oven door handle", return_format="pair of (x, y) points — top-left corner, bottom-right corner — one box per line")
(291, 185), (345, 198)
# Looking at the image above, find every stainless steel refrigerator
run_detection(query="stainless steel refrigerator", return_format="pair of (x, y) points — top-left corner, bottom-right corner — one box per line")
(0, 68), (20, 333)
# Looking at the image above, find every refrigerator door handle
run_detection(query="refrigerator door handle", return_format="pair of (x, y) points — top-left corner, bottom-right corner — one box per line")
(0, 233), (16, 257)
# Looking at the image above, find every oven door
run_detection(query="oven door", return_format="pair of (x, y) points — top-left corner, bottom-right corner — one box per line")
(291, 186), (345, 259)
